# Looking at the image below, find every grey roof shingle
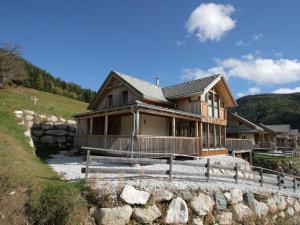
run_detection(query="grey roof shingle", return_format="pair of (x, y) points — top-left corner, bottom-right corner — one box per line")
(162, 75), (220, 98)
(114, 71), (168, 102)
(263, 124), (291, 133)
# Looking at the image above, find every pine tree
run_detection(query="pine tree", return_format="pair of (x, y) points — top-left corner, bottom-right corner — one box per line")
(34, 73), (44, 90)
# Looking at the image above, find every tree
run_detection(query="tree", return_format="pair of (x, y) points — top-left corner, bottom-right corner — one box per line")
(0, 43), (26, 88)
(33, 73), (44, 90)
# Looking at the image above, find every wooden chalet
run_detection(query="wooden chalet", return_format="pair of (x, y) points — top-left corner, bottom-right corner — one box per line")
(73, 71), (237, 156)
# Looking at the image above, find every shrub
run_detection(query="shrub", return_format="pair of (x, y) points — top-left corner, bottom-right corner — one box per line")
(27, 181), (87, 225)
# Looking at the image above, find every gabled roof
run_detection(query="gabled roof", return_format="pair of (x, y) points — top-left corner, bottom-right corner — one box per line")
(162, 75), (220, 98)
(228, 112), (264, 132)
(114, 71), (167, 102)
(262, 124), (291, 133)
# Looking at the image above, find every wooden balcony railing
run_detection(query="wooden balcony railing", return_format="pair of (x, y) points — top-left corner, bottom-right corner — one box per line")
(226, 138), (254, 153)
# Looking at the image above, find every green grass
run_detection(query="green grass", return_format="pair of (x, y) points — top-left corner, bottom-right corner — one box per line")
(0, 86), (89, 224)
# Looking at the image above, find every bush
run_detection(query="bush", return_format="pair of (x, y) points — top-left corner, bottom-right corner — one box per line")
(27, 181), (87, 225)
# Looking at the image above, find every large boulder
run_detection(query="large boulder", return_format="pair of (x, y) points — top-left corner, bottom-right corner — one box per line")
(152, 189), (173, 202)
(31, 129), (44, 136)
(267, 197), (277, 213)
(120, 185), (150, 205)
(192, 218), (203, 225)
(24, 110), (35, 115)
(132, 204), (161, 224)
(217, 212), (233, 225)
(286, 207), (295, 217)
(233, 203), (254, 222)
(55, 124), (68, 130)
(45, 130), (67, 136)
(92, 205), (132, 225)
(229, 189), (243, 204)
(215, 193), (227, 211)
(294, 200), (300, 213)
(164, 197), (188, 224)
(286, 197), (295, 206)
(48, 116), (58, 123)
(252, 201), (268, 219)
(41, 123), (54, 130)
(67, 120), (77, 126)
(191, 193), (214, 216)
(274, 195), (287, 211)
(181, 190), (193, 201)
(40, 136), (56, 144)
(57, 136), (66, 143)
(25, 114), (34, 121)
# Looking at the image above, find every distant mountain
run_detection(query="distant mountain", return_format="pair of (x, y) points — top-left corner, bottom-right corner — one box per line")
(235, 93), (300, 130)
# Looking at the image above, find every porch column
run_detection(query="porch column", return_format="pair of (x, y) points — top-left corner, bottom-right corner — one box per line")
(195, 121), (199, 137)
(104, 114), (108, 135)
(213, 125), (216, 148)
(136, 111), (140, 135)
(89, 117), (93, 135)
(172, 117), (176, 136)
(207, 123), (210, 150)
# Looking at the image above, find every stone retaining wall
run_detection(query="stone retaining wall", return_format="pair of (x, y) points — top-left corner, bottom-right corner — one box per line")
(14, 110), (76, 149)
(87, 185), (300, 225)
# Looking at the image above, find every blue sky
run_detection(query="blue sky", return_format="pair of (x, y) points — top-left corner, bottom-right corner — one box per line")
(1, 0), (300, 98)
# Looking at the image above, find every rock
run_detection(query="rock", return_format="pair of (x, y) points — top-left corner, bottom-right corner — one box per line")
(215, 193), (227, 211)
(191, 193), (214, 216)
(252, 201), (268, 219)
(57, 136), (66, 143)
(68, 131), (76, 136)
(16, 114), (22, 119)
(92, 205), (132, 225)
(181, 190), (193, 201)
(14, 110), (23, 115)
(40, 136), (56, 144)
(294, 200), (300, 213)
(279, 211), (285, 218)
(192, 218), (203, 225)
(286, 197), (295, 206)
(27, 121), (33, 128)
(66, 136), (74, 141)
(229, 189), (243, 204)
(24, 110), (35, 115)
(25, 115), (33, 121)
(58, 117), (66, 123)
(267, 197), (277, 213)
(244, 192), (256, 208)
(132, 204), (161, 224)
(48, 116), (58, 123)
(24, 130), (31, 138)
(233, 203), (254, 222)
(164, 197), (188, 224)
(217, 212), (232, 225)
(224, 192), (232, 202)
(89, 207), (97, 216)
(38, 114), (47, 121)
(120, 185), (150, 205)
(41, 123), (54, 130)
(152, 189), (173, 202)
(55, 124), (67, 129)
(274, 195), (287, 211)
(286, 207), (294, 217)
(68, 126), (76, 132)
(9, 191), (16, 195)
(29, 138), (34, 148)
(67, 120), (76, 126)
(31, 129), (44, 136)
(45, 130), (67, 136)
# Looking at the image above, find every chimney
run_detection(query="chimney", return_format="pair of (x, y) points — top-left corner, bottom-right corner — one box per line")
(156, 77), (160, 86)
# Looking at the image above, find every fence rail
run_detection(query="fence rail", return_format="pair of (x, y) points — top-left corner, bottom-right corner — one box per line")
(81, 147), (300, 192)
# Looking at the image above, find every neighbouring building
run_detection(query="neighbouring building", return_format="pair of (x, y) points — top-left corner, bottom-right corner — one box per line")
(73, 70), (237, 156)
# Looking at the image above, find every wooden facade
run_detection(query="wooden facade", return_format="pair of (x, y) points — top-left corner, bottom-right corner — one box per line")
(74, 71), (237, 156)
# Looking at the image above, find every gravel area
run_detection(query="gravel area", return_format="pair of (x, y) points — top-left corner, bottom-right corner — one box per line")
(47, 151), (300, 197)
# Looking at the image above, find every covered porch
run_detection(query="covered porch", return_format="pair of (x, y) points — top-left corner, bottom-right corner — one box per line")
(74, 103), (227, 156)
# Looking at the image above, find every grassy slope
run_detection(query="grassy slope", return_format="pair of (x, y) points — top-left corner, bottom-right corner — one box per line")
(0, 86), (88, 224)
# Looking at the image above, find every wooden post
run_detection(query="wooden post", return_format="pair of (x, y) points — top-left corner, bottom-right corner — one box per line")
(195, 121), (199, 137)
(85, 149), (90, 179)
(234, 163), (238, 183)
(169, 154), (173, 182)
(277, 173), (281, 190)
(89, 117), (93, 135)
(104, 114), (108, 148)
(249, 150), (253, 165)
(136, 111), (140, 135)
(207, 123), (210, 150)
(293, 177), (296, 193)
(200, 122), (203, 155)
(260, 168), (263, 187)
(206, 158), (210, 181)
(213, 124), (216, 148)
(172, 117), (176, 136)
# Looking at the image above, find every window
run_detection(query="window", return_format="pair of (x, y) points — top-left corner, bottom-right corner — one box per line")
(122, 90), (128, 104)
(209, 124), (214, 148)
(214, 94), (219, 118)
(208, 92), (213, 117)
(203, 123), (208, 148)
(108, 95), (113, 107)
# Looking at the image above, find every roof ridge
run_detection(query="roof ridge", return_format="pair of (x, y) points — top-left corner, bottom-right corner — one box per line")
(162, 74), (221, 89)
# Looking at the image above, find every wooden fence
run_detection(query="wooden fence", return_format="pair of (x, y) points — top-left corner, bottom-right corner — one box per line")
(81, 147), (300, 192)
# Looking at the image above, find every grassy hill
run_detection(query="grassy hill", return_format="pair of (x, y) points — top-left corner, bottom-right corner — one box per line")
(235, 93), (300, 129)
(0, 86), (88, 225)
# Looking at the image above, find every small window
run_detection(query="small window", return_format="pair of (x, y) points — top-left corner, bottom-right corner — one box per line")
(122, 90), (128, 104)
(189, 96), (199, 102)
(108, 95), (113, 107)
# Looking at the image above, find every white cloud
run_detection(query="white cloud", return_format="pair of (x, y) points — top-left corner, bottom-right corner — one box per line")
(182, 54), (300, 85)
(175, 40), (186, 47)
(186, 3), (236, 42)
(273, 87), (300, 94)
(236, 33), (263, 47)
(236, 87), (261, 98)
